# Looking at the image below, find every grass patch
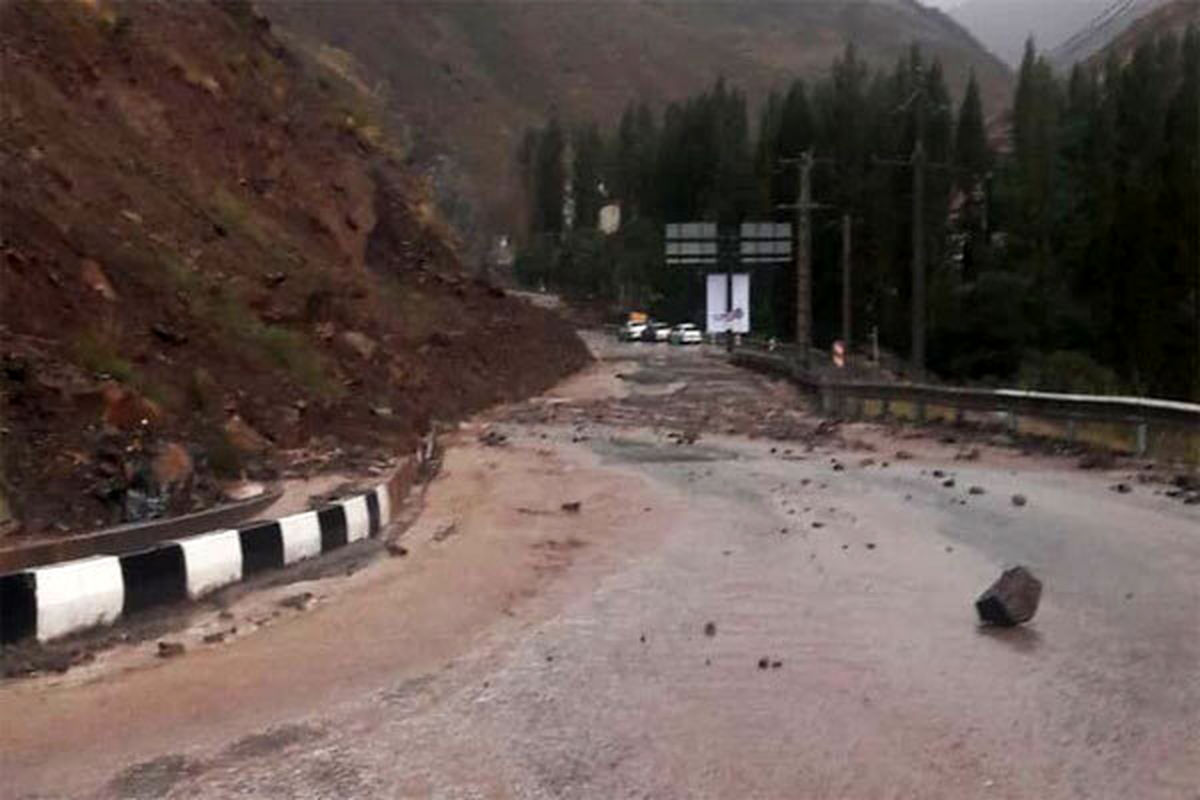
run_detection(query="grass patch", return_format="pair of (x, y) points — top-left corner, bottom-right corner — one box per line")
(72, 332), (135, 382)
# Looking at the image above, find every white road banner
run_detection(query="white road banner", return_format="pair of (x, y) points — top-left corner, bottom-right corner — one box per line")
(706, 274), (751, 334)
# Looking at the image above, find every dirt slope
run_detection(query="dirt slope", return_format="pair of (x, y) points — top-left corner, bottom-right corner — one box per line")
(263, 0), (1013, 250)
(0, 0), (590, 538)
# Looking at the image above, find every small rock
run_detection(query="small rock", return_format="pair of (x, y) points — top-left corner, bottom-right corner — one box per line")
(832, 462), (845, 472)
(895, 450), (914, 460)
(943, 478), (956, 488)
(704, 621), (717, 637)
(932, 469), (946, 478)
(955, 448), (981, 461)
(561, 501), (582, 513)
(202, 631), (226, 644)
(157, 641), (186, 659)
(757, 657), (770, 670)
(812, 521), (824, 529)
(1011, 494), (1027, 507)
(479, 430), (508, 447)
(80, 258), (118, 301)
(338, 330), (378, 360)
(771, 660), (782, 669)
(1110, 483), (1132, 494)
(386, 541), (409, 557)
(976, 566), (1042, 626)
(278, 592), (313, 611)
(865, 542), (876, 550)
(968, 486), (985, 496)
(224, 414), (270, 455)
(150, 323), (188, 345)
(370, 406), (393, 418)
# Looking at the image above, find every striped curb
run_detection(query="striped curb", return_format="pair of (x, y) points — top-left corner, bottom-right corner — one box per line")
(1, 482), (396, 645)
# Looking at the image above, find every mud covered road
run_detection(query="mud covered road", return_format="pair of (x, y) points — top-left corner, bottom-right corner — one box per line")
(3, 335), (1199, 799)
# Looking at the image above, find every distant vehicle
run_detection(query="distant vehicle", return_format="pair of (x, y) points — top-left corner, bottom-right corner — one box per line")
(668, 323), (703, 345)
(618, 320), (649, 341)
(641, 322), (672, 343)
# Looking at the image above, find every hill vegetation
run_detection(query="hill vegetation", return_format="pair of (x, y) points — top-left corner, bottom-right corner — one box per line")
(518, 31), (1200, 401)
(263, 0), (1013, 255)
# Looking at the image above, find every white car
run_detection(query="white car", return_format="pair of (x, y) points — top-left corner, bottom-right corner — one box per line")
(642, 322), (672, 343)
(618, 320), (649, 341)
(668, 323), (703, 345)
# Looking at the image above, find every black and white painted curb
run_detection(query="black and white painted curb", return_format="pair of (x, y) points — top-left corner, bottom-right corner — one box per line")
(0, 484), (393, 645)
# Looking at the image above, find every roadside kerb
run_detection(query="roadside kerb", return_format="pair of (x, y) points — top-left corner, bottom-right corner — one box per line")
(0, 468), (407, 645)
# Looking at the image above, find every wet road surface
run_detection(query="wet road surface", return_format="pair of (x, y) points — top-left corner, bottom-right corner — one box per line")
(3, 335), (1199, 799)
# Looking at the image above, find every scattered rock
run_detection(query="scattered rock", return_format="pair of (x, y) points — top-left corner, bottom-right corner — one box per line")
(811, 521), (824, 529)
(865, 542), (876, 550)
(479, 429), (508, 447)
(895, 450), (914, 460)
(1110, 483), (1132, 494)
(1079, 452), (1117, 470)
(704, 621), (717, 637)
(80, 258), (118, 301)
(832, 462), (845, 472)
(942, 478), (956, 488)
(100, 382), (162, 431)
(338, 330), (378, 360)
(150, 323), (188, 345)
(370, 406), (393, 418)
(932, 469), (946, 478)
(757, 657), (770, 670)
(151, 442), (193, 489)
(968, 486), (985, 496)
(1011, 494), (1027, 507)
(560, 501), (582, 513)
(955, 448), (981, 461)
(771, 660), (782, 669)
(224, 414), (270, 454)
(203, 631), (226, 644)
(431, 522), (458, 542)
(975, 566), (1043, 626)
(386, 541), (409, 557)
(263, 271), (287, 287)
(157, 641), (186, 659)
(278, 592), (313, 611)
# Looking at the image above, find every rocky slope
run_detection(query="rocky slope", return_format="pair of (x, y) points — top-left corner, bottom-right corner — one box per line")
(264, 0), (1013, 254)
(0, 0), (590, 538)
(1078, 0), (1200, 65)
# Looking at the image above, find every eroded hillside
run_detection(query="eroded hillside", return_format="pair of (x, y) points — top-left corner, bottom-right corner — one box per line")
(0, 0), (590, 536)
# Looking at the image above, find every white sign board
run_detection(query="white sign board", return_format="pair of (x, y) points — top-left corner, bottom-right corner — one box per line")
(706, 274), (751, 334)
(599, 203), (621, 235)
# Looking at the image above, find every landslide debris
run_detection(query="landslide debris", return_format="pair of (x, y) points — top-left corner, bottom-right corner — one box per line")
(0, 0), (589, 538)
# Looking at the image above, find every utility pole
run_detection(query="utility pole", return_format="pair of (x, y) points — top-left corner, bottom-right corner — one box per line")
(795, 151), (814, 366)
(779, 151), (825, 368)
(842, 213), (852, 369)
(911, 134), (926, 381)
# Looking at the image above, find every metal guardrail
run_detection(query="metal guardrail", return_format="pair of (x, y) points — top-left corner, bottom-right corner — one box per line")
(730, 345), (1200, 462)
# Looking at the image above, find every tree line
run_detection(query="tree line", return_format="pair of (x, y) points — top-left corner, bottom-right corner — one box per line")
(516, 30), (1199, 401)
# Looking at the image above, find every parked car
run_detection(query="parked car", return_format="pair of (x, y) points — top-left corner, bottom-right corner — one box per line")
(668, 323), (704, 345)
(641, 322), (672, 343)
(618, 320), (649, 341)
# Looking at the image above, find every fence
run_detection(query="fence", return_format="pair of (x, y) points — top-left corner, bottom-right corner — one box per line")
(730, 344), (1200, 464)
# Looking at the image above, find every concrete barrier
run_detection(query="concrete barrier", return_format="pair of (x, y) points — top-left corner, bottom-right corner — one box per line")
(1, 482), (398, 645)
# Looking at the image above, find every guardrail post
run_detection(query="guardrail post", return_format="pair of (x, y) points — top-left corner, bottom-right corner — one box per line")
(1066, 417), (1077, 444)
(1007, 408), (1018, 434)
(1136, 421), (1148, 457)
